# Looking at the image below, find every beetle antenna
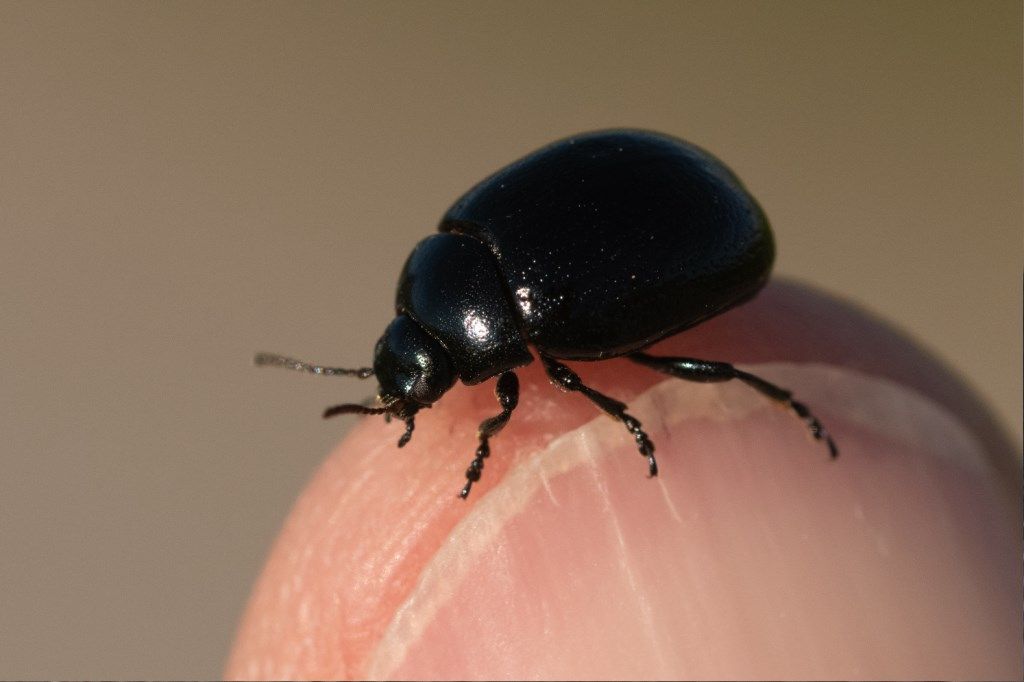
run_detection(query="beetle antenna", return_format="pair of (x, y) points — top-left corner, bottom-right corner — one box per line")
(322, 403), (389, 418)
(254, 352), (374, 379)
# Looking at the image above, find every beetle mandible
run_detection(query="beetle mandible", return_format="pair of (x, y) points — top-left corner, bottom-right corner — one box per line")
(257, 129), (837, 498)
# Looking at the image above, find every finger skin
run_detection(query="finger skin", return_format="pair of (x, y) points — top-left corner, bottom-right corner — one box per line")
(227, 281), (1022, 680)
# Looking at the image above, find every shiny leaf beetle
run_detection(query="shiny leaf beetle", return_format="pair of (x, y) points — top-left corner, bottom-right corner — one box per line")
(257, 129), (837, 498)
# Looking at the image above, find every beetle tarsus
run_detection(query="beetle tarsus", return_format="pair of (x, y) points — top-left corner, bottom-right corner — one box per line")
(397, 416), (415, 448)
(772, 389), (837, 458)
(540, 354), (659, 478)
(458, 372), (519, 499)
(629, 352), (839, 459)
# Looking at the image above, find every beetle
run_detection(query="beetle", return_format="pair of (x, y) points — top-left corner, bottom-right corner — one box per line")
(257, 129), (837, 498)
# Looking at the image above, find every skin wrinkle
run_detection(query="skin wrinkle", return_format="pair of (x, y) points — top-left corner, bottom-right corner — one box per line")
(597, 463), (667, 675)
(362, 363), (1006, 679)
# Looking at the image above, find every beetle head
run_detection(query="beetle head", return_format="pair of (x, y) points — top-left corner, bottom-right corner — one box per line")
(374, 314), (456, 416)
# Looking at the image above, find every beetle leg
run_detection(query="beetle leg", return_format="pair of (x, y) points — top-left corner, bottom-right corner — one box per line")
(629, 352), (837, 458)
(396, 416), (415, 448)
(540, 354), (658, 477)
(460, 371), (519, 499)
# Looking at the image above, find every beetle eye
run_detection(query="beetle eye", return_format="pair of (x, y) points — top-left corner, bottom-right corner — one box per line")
(407, 369), (436, 403)
(374, 315), (456, 406)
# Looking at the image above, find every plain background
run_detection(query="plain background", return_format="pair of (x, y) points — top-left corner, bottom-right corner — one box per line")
(2, 2), (1020, 678)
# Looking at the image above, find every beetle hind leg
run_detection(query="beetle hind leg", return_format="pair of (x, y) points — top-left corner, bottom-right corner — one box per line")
(629, 352), (837, 458)
(460, 371), (520, 499)
(540, 354), (658, 477)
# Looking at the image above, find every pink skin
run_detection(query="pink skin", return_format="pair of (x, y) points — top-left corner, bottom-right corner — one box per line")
(227, 282), (1021, 680)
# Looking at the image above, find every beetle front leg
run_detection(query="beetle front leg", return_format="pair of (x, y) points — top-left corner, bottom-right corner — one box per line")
(460, 371), (519, 499)
(629, 352), (837, 458)
(396, 416), (415, 448)
(540, 354), (658, 477)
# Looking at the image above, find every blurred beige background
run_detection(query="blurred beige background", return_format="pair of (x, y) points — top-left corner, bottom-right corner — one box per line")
(1, 1), (1020, 678)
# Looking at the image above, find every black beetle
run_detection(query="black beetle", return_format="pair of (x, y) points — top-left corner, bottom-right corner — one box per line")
(257, 129), (836, 498)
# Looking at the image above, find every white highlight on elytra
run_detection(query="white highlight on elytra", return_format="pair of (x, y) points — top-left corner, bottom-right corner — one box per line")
(364, 363), (990, 678)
